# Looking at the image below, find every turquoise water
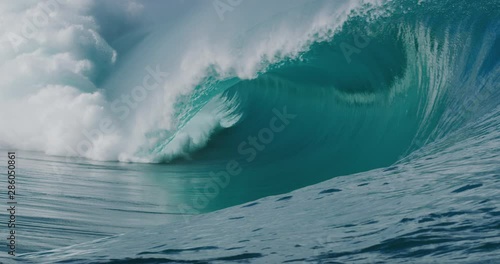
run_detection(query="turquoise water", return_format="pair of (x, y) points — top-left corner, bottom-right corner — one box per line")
(0, 0), (499, 263)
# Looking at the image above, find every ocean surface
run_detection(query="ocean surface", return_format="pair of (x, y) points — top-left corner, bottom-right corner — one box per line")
(0, 0), (499, 263)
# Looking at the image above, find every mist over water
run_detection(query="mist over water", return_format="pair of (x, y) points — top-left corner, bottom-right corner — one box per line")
(0, 0), (367, 163)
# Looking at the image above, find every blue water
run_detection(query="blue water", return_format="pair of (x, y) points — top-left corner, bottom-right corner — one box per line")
(0, 0), (499, 263)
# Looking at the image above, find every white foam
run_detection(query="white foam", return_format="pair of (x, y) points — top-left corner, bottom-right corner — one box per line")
(0, 0), (374, 162)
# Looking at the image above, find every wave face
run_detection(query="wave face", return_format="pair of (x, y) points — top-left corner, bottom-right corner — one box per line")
(180, 0), (500, 207)
(0, 0), (499, 205)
